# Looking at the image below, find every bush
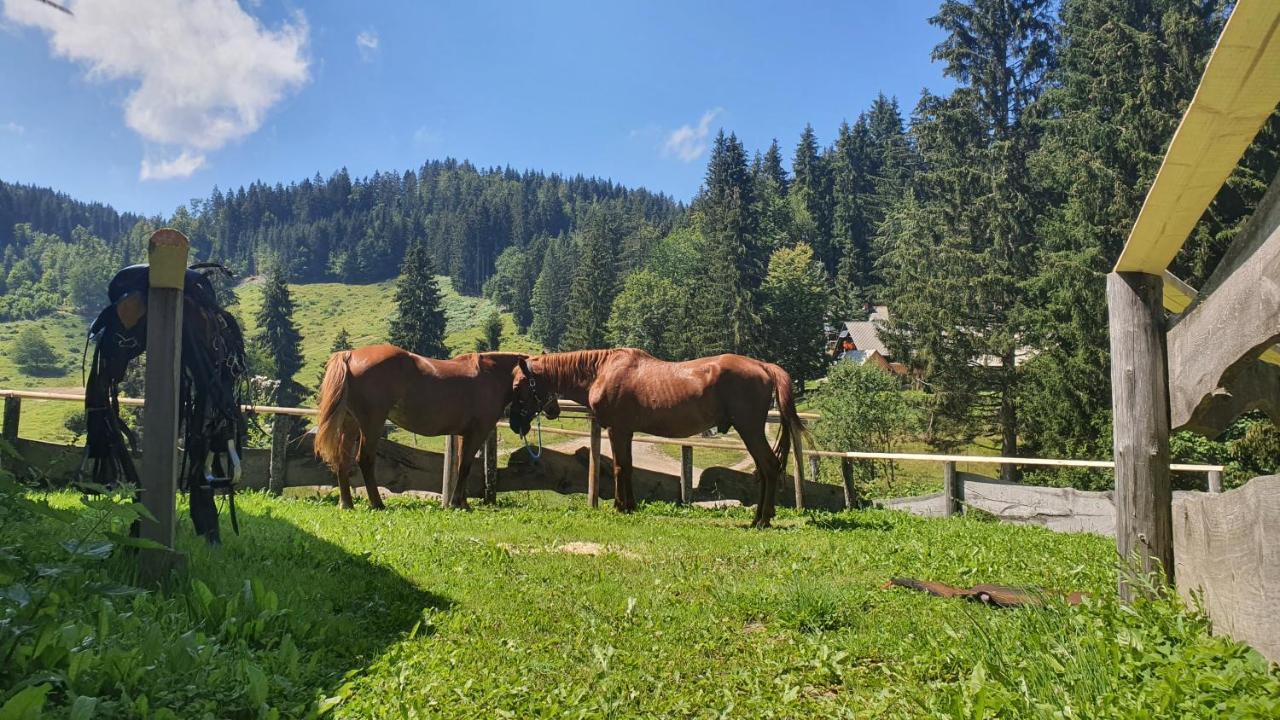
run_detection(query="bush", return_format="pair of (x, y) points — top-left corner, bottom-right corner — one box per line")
(9, 325), (62, 376)
(811, 362), (919, 490)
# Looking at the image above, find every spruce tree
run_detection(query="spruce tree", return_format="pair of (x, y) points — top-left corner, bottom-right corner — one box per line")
(529, 234), (575, 350)
(562, 206), (620, 350)
(692, 131), (762, 355)
(791, 124), (834, 270)
(1019, 0), (1232, 464)
(753, 139), (793, 252)
(881, 0), (1054, 477)
(830, 118), (876, 313)
(388, 241), (448, 358)
(315, 327), (352, 393)
(254, 266), (305, 406)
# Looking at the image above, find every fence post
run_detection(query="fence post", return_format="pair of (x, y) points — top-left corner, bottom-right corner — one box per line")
(942, 461), (962, 517)
(840, 457), (858, 509)
(1208, 470), (1222, 494)
(441, 434), (459, 508)
(2, 395), (20, 447)
(791, 432), (806, 510)
(268, 416), (290, 496)
(139, 229), (188, 579)
(680, 445), (693, 505)
(483, 426), (498, 505)
(1108, 271), (1173, 602)
(588, 419), (601, 508)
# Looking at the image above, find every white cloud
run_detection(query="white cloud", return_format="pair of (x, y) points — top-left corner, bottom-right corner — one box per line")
(356, 29), (379, 61)
(662, 108), (722, 163)
(140, 149), (206, 180)
(2, 0), (309, 180)
(1, 121), (23, 135)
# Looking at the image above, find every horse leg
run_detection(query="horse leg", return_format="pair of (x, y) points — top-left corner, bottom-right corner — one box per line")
(356, 419), (387, 509)
(608, 430), (635, 513)
(336, 423), (359, 510)
(738, 424), (780, 528)
(452, 430), (487, 511)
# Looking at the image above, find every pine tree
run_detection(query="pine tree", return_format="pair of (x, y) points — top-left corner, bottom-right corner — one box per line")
(562, 206), (620, 350)
(529, 234), (575, 350)
(830, 118), (876, 313)
(753, 139), (793, 252)
(791, 124), (834, 271)
(1019, 0), (1233, 465)
(315, 327), (352, 393)
(388, 241), (448, 359)
(881, 0), (1054, 477)
(254, 266), (305, 406)
(692, 131), (761, 355)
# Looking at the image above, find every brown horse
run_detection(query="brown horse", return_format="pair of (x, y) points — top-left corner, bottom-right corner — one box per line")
(510, 349), (807, 527)
(313, 345), (527, 509)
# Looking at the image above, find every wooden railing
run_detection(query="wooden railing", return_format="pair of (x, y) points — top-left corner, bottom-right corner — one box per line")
(0, 388), (1226, 512)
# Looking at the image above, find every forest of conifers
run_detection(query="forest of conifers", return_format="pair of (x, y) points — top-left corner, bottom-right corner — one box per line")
(1, 0), (1278, 469)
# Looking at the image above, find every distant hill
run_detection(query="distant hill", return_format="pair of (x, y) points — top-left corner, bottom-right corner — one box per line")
(0, 276), (542, 443)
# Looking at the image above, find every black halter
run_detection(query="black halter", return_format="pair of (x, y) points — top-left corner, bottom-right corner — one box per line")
(84, 263), (248, 544)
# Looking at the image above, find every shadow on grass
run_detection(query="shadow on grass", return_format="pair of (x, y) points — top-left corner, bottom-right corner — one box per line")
(174, 500), (452, 710)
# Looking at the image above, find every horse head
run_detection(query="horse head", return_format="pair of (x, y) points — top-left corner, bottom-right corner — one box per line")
(510, 357), (560, 436)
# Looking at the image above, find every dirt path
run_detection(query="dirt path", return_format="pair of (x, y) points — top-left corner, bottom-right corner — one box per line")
(544, 436), (700, 479)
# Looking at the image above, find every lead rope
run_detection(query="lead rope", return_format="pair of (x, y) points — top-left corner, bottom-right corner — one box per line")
(522, 414), (544, 461)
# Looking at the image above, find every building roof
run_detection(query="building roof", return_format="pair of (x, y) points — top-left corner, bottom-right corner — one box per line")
(843, 318), (889, 357)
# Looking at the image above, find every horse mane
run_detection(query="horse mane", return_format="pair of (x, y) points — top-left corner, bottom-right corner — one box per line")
(536, 349), (618, 389)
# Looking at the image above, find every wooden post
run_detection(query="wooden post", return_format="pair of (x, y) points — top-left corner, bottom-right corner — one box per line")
(441, 434), (459, 509)
(1208, 470), (1222, 494)
(942, 461), (961, 517)
(268, 415), (289, 496)
(679, 445), (693, 505)
(840, 457), (858, 509)
(1108, 271), (1173, 601)
(588, 419), (601, 508)
(791, 432), (806, 510)
(482, 426), (498, 505)
(139, 229), (188, 575)
(2, 395), (19, 446)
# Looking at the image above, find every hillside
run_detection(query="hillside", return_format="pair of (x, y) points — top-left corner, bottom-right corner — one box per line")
(0, 278), (543, 443)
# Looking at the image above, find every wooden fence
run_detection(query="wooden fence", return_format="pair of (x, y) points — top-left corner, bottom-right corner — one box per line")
(0, 388), (1224, 514)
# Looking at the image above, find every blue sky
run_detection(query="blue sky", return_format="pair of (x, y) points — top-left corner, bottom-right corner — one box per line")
(0, 1), (952, 216)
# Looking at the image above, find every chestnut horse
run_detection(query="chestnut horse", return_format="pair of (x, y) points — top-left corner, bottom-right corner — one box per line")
(511, 349), (807, 527)
(313, 345), (527, 509)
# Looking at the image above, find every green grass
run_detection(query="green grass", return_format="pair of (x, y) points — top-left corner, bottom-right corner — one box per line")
(5, 488), (1278, 718)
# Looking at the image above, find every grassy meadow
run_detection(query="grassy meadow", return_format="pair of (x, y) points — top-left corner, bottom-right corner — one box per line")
(3, 488), (1278, 718)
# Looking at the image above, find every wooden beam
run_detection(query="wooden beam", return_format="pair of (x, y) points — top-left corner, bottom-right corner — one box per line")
(1108, 271), (1174, 600)
(268, 416), (289, 496)
(1174, 358), (1280, 437)
(587, 420), (601, 508)
(679, 445), (693, 505)
(441, 434), (458, 509)
(139, 229), (188, 572)
(2, 396), (19, 447)
(1168, 172), (1280, 430)
(791, 432), (805, 511)
(840, 458), (858, 509)
(1115, 0), (1280, 273)
(942, 461), (961, 517)
(482, 427), (498, 505)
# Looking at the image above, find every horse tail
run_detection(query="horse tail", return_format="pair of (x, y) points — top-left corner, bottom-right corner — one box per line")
(765, 362), (809, 474)
(314, 351), (356, 474)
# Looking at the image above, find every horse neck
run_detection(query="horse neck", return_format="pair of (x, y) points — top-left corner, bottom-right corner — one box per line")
(536, 350), (611, 404)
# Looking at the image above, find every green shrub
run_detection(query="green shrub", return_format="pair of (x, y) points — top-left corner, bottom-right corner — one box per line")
(9, 325), (62, 376)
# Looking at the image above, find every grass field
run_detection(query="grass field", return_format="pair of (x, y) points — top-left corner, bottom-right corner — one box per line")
(4, 489), (1278, 718)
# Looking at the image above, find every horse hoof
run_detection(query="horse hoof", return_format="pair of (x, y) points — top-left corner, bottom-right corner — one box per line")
(369, 503), (387, 511)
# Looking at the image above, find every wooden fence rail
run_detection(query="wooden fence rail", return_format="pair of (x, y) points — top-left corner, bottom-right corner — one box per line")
(0, 388), (1225, 513)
